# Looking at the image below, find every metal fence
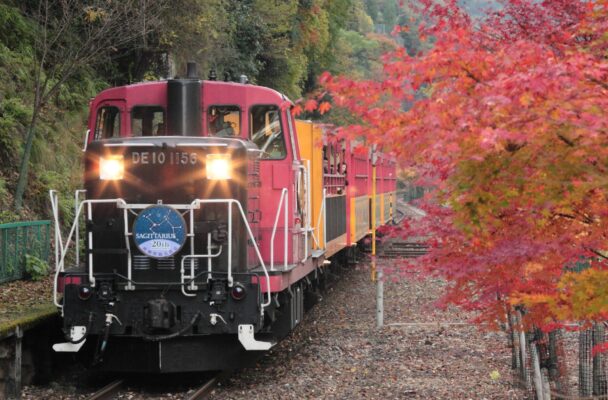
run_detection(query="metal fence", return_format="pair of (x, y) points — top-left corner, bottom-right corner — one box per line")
(508, 309), (608, 399)
(401, 185), (426, 202)
(0, 220), (51, 283)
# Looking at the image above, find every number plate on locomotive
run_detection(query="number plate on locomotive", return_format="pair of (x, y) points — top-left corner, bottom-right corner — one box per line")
(131, 151), (198, 165)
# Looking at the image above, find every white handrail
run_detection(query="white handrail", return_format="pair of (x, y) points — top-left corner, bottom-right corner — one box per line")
(310, 176), (320, 248)
(86, 202), (94, 287)
(50, 190), (63, 309)
(49, 194), (128, 308)
(50, 191), (61, 271)
(188, 204), (196, 290)
(180, 248), (222, 297)
(207, 233), (213, 282)
(74, 190), (86, 267)
(228, 201), (233, 283)
(314, 189), (327, 250)
(305, 160), (313, 259)
(299, 163), (310, 263)
(120, 201), (134, 290)
(270, 188), (289, 271)
(323, 188), (327, 248)
(285, 191), (288, 268)
(190, 198), (272, 310)
(49, 194), (273, 313)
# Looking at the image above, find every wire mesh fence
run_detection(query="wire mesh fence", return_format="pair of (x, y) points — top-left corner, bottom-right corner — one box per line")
(0, 220), (51, 283)
(508, 309), (608, 399)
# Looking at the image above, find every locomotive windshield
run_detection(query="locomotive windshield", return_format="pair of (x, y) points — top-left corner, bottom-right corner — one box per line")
(250, 105), (286, 159)
(208, 105), (240, 137)
(94, 106), (120, 139)
(132, 106), (165, 136)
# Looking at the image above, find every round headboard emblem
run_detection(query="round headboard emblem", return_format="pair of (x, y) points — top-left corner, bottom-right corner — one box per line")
(133, 205), (186, 258)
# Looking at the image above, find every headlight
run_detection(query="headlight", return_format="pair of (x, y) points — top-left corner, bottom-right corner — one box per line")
(206, 154), (231, 180)
(99, 155), (124, 180)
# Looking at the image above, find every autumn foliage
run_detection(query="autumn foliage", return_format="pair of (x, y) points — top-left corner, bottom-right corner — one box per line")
(318, 0), (608, 328)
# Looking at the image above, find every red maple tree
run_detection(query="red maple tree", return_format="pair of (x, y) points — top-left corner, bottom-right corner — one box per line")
(319, 0), (608, 327)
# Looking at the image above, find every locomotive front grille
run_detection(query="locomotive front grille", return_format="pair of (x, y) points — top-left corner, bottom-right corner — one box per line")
(134, 255), (195, 270)
(133, 255), (150, 270)
(182, 257), (199, 270)
(157, 257), (176, 270)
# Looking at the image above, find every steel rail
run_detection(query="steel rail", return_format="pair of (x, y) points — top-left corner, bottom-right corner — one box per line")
(86, 379), (124, 400)
(186, 374), (220, 400)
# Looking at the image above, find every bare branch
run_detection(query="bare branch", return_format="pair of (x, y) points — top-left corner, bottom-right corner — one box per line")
(33, 0), (167, 105)
(585, 247), (608, 261)
(556, 132), (575, 147)
(14, 0), (169, 208)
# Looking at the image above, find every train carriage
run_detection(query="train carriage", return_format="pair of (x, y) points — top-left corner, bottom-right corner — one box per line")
(50, 64), (396, 372)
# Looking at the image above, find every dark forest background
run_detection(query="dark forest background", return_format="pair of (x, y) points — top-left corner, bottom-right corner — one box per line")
(0, 0), (492, 220)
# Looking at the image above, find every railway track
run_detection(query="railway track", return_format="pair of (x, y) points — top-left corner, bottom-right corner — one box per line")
(380, 239), (428, 258)
(85, 373), (222, 400)
(185, 373), (221, 400)
(86, 379), (124, 400)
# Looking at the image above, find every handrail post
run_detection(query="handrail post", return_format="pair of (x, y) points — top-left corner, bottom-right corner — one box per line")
(322, 188), (327, 249)
(49, 190), (64, 310)
(284, 187), (288, 269)
(207, 233), (213, 282)
(270, 188), (287, 271)
(179, 245), (222, 297)
(227, 201), (233, 287)
(122, 205), (134, 290)
(74, 189), (86, 267)
(312, 187), (323, 249)
(300, 162), (310, 263)
(87, 201), (95, 287)
(189, 205), (197, 290)
(74, 191), (79, 267)
(232, 201), (272, 311)
(52, 191), (58, 271)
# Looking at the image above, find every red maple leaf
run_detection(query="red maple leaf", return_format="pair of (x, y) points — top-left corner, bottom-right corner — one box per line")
(291, 104), (303, 117)
(304, 99), (318, 112)
(318, 101), (331, 115)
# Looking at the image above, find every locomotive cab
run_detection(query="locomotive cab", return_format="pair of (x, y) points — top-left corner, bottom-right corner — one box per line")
(52, 68), (295, 372)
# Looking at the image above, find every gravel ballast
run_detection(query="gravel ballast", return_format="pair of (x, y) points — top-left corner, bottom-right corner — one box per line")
(22, 259), (524, 399)
(206, 261), (523, 400)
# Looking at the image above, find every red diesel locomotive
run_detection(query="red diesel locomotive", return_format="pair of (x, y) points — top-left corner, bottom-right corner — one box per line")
(50, 64), (397, 372)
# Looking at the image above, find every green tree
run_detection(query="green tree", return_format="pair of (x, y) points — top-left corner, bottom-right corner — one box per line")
(13, 0), (165, 210)
(397, 2), (428, 56)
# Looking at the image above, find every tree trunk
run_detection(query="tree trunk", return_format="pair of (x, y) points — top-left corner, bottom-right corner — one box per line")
(510, 312), (521, 370)
(531, 342), (545, 400)
(580, 328), (593, 396)
(14, 111), (40, 211)
(592, 323), (607, 395)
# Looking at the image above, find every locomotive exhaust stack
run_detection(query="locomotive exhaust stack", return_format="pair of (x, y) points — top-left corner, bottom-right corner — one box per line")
(167, 62), (201, 136)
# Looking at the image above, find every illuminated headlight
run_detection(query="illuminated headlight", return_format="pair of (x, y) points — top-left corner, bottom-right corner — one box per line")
(99, 155), (124, 180)
(206, 154), (231, 180)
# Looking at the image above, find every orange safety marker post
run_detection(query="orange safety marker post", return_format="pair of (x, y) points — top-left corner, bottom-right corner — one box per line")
(371, 157), (377, 281)
(371, 149), (383, 328)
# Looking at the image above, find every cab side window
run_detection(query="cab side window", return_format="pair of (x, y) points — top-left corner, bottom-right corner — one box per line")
(94, 106), (120, 140)
(250, 105), (286, 159)
(132, 106), (164, 137)
(208, 105), (240, 137)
